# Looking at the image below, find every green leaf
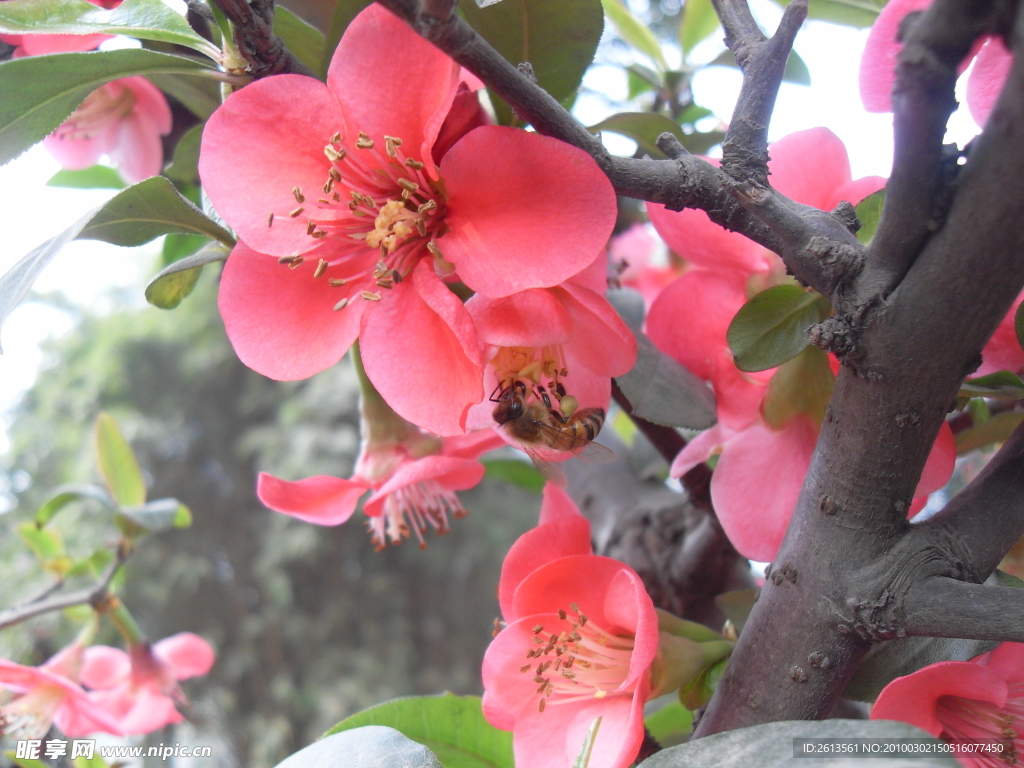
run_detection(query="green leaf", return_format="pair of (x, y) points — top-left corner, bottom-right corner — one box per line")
(278, 727), (441, 768)
(727, 285), (831, 372)
(460, 0), (603, 126)
(483, 459), (545, 492)
(162, 233), (208, 265)
(959, 371), (1024, 399)
(274, 6), (326, 75)
(325, 694), (514, 768)
(0, 0), (219, 57)
(626, 63), (663, 99)
(146, 240), (231, 310)
(761, 346), (834, 428)
(74, 752), (111, 768)
(18, 521), (66, 561)
(601, 0), (666, 70)
(5, 752), (51, 768)
(66, 547), (115, 578)
(47, 165), (126, 190)
(955, 411), (1024, 455)
(164, 122), (204, 184)
(1015, 302), (1024, 352)
(148, 73), (221, 119)
(855, 187), (885, 244)
(36, 483), (116, 525)
(680, 0), (719, 54)
(322, 0), (373, 78)
(95, 411), (146, 506)
(0, 49), (215, 166)
(707, 48), (811, 86)
(680, 129), (726, 156)
(588, 112), (687, 158)
(714, 588), (757, 635)
(770, 0), (885, 27)
(120, 497), (192, 530)
(645, 702), (693, 744)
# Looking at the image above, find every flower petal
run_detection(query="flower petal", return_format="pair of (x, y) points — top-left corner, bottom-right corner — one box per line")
(363, 455), (485, 517)
(538, 483), (583, 525)
(967, 38), (1012, 127)
(915, 421), (955, 499)
(153, 633), (215, 680)
(559, 283), (638, 377)
(767, 128), (853, 210)
(442, 428), (506, 459)
(603, 568), (659, 691)
(859, 0), (932, 112)
(710, 416), (818, 562)
(512, 555), (638, 631)
(199, 75), (345, 256)
(21, 33), (110, 55)
(360, 260), (482, 436)
(53, 692), (126, 738)
(217, 241), (368, 381)
(482, 613), (565, 724)
(827, 176), (888, 212)
(670, 424), (729, 477)
(117, 686), (184, 734)
(647, 203), (766, 275)
(979, 291), (1024, 376)
(109, 110), (164, 183)
(441, 126), (617, 297)
(257, 472), (369, 526)
(979, 642), (1024, 684)
(80, 646), (130, 689)
(467, 288), (573, 349)
(327, 4), (458, 170)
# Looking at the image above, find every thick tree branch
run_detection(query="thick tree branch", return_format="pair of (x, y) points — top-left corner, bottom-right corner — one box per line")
(858, 0), (1013, 299)
(209, 0), (315, 78)
(904, 578), (1024, 642)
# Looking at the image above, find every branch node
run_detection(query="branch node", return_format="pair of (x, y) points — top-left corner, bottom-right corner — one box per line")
(808, 315), (857, 359)
(830, 201), (861, 235)
(656, 132), (689, 159)
(516, 61), (538, 83)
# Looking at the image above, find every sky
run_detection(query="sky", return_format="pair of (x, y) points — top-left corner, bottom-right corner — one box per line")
(0, 0), (986, 455)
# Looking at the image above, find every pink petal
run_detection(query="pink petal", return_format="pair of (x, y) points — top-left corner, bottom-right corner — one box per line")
(871, 661), (1007, 736)
(0, 660), (86, 696)
(512, 555), (636, 632)
(44, 119), (115, 171)
(256, 472), (369, 526)
(80, 647), (130, 689)
(327, 4), (458, 172)
(53, 693), (125, 738)
(979, 291), (1024, 376)
(363, 456), (485, 517)
(199, 75), (346, 256)
(712, 359), (770, 430)
(602, 568), (659, 690)
(647, 203), (767, 275)
(482, 687), (517, 731)
(538, 483), (583, 525)
(109, 110), (164, 183)
(670, 424), (729, 477)
(498, 517), (593, 622)
(482, 613), (567, 724)
(710, 416), (818, 562)
(359, 260), (482, 436)
(767, 128), (852, 210)
(442, 429), (506, 459)
(467, 288), (573, 349)
(915, 421), (955, 499)
(826, 175), (888, 212)
(967, 38), (1012, 128)
(558, 282), (638, 377)
(153, 633), (215, 680)
(979, 642), (1024, 683)
(21, 33), (110, 55)
(432, 86), (490, 166)
(122, 77), (172, 135)
(217, 241), (368, 381)
(646, 270), (747, 381)
(441, 126), (617, 297)
(116, 686), (184, 735)
(859, 0), (933, 112)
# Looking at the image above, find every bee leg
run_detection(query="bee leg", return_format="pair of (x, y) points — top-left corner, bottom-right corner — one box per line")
(488, 380), (505, 403)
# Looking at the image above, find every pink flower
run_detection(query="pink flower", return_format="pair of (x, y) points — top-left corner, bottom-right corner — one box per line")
(608, 224), (679, 305)
(463, 253), (637, 456)
(0, 642), (123, 739)
(978, 291), (1024, 377)
(199, 4), (616, 436)
(258, 424), (504, 549)
(0, 0), (119, 57)
(80, 633), (214, 735)
(859, 0), (1012, 127)
(871, 642), (1024, 767)
(44, 76), (172, 183)
(482, 485), (659, 768)
(645, 129), (954, 561)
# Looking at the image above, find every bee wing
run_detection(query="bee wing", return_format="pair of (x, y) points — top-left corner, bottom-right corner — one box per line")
(573, 441), (616, 464)
(525, 451), (568, 488)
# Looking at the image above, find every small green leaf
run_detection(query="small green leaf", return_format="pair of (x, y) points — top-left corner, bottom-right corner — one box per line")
(959, 371), (1024, 399)
(66, 547), (115, 579)
(460, 0), (603, 126)
(714, 588), (757, 635)
(74, 752), (111, 768)
(322, 0), (372, 77)
(680, 129), (726, 155)
(0, 0), (219, 58)
(645, 702), (693, 744)
(573, 717), (601, 768)
(120, 497), (192, 530)
(483, 459), (545, 492)
(679, 655), (727, 710)
(47, 165), (126, 190)
(0, 49), (214, 166)
(588, 112), (686, 158)
(727, 285), (831, 372)
(18, 521), (66, 561)
(601, 0), (667, 70)
(36, 483), (116, 525)
(707, 48), (811, 86)
(148, 73), (221, 119)
(146, 241), (231, 309)
(761, 346), (834, 428)
(162, 233), (208, 265)
(274, 6), (326, 76)
(770, 0), (885, 28)
(164, 122), (204, 184)
(1015, 302), (1024, 352)
(855, 188), (885, 244)
(325, 694), (514, 768)
(680, 0), (719, 55)
(626, 63), (663, 99)
(5, 752), (51, 768)
(955, 411), (1024, 455)
(95, 412), (146, 507)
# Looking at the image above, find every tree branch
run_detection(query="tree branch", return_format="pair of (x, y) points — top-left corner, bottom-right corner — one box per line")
(209, 0), (315, 78)
(0, 549), (125, 632)
(904, 577), (1024, 642)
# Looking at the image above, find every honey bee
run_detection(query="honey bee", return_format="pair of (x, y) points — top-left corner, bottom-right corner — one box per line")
(491, 380), (614, 485)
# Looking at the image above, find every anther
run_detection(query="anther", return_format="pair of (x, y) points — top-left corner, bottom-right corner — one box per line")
(324, 145), (343, 162)
(292, 186), (304, 203)
(415, 219), (426, 237)
(356, 132), (374, 149)
(330, 131), (341, 143)
(329, 278), (347, 287)
(558, 609), (567, 620)
(333, 298), (349, 311)
(288, 257), (304, 269)
(311, 231), (326, 239)
(289, 207), (304, 217)
(362, 291), (381, 301)
(306, 220), (317, 235)
(427, 241), (443, 258)
(314, 259), (328, 278)
(400, 190), (410, 201)
(323, 179), (335, 194)
(405, 158), (424, 170)
(417, 200), (437, 213)
(391, 270), (402, 283)
(267, 212), (274, 227)
(398, 178), (419, 192)
(329, 168), (342, 182)
(277, 255), (295, 264)
(520, 664), (531, 673)
(318, 198), (331, 204)
(538, 699), (545, 713)
(532, 624), (544, 634)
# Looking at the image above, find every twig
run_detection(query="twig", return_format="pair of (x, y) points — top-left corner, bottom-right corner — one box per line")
(0, 549), (126, 632)
(904, 578), (1024, 642)
(208, 0), (315, 78)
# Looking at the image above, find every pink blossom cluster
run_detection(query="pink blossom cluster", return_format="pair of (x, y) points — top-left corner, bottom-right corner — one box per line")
(0, 633), (214, 739)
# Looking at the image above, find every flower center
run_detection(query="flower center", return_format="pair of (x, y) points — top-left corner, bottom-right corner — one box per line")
(0, 684), (67, 739)
(519, 604), (635, 713)
(54, 82), (136, 141)
(491, 345), (584, 416)
(271, 130), (449, 308)
(367, 479), (468, 551)
(936, 688), (1024, 766)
